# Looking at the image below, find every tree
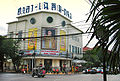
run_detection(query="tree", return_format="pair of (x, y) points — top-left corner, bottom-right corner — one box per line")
(0, 37), (22, 72)
(82, 47), (106, 68)
(0, 35), (5, 72)
(86, 0), (120, 81)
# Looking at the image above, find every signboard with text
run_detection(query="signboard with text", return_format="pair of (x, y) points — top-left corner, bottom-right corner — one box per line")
(17, 2), (72, 19)
(24, 50), (40, 55)
(41, 50), (59, 56)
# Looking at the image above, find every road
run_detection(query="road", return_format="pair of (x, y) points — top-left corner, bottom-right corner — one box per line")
(0, 73), (120, 81)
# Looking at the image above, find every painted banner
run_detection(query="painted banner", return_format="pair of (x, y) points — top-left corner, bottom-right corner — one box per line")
(59, 51), (72, 58)
(28, 28), (37, 50)
(41, 50), (59, 56)
(41, 28), (56, 49)
(24, 50), (40, 55)
(60, 30), (66, 51)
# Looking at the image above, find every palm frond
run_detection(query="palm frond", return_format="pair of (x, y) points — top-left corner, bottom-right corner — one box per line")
(86, 0), (120, 74)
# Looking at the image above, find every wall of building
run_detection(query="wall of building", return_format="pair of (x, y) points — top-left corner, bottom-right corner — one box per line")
(7, 12), (83, 71)
(52, 59), (59, 67)
(67, 25), (83, 59)
(16, 12), (71, 51)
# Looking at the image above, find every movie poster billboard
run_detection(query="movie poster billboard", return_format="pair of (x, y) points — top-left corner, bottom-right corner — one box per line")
(41, 28), (56, 49)
(28, 28), (37, 50)
(60, 30), (66, 51)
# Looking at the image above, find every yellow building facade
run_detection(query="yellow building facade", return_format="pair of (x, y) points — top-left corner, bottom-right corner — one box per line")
(7, 10), (83, 72)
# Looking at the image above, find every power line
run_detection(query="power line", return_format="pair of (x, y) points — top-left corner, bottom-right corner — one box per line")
(16, 35), (82, 43)
(71, 20), (91, 24)
(5, 32), (93, 40)
(6, 23), (91, 36)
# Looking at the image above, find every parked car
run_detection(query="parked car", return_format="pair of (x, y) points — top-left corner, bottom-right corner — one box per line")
(89, 69), (97, 74)
(82, 68), (97, 74)
(92, 67), (102, 73)
(101, 69), (109, 74)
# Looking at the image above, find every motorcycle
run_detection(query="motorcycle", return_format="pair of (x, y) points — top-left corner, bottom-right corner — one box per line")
(32, 66), (46, 78)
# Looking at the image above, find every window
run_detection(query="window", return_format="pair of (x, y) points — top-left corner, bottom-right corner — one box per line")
(62, 21), (66, 27)
(75, 46), (77, 54)
(47, 16), (53, 23)
(79, 48), (82, 54)
(18, 30), (23, 41)
(78, 47), (79, 54)
(69, 45), (71, 53)
(9, 32), (13, 38)
(72, 46), (74, 53)
(30, 17), (36, 24)
(72, 36), (80, 42)
(18, 30), (22, 38)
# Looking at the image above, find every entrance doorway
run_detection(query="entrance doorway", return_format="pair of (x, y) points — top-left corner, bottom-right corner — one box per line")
(44, 59), (52, 72)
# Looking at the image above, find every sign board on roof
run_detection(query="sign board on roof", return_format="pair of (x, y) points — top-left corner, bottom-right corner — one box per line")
(17, 2), (72, 19)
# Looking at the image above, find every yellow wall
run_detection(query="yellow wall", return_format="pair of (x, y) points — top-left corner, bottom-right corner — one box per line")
(60, 30), (66, 51)
(52, 59), (59, 67)
(28, 28), (38, 50)
(35, 59), (44, 67)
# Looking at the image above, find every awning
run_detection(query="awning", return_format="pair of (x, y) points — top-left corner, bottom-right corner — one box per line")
(23, 56), (72, 60)
(72, 60), (87, 63)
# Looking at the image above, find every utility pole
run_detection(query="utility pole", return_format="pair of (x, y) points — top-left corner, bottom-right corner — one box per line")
(33, 46), (35, 68)
(102, 43), (107, 81)
(32, 45), (35, 72)
(66, 50), (68, 74)
(96, 27), (108, 81)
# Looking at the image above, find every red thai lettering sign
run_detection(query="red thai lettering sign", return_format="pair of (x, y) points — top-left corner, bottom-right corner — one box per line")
(41, 50), (59, 55)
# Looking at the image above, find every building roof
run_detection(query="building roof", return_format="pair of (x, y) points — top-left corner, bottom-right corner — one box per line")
(7, 19), (27, 24)
(23, 56), (72, 60)
(16, 11), (72, 22)
(7, 11), (83, 32)
(83, 47), (92, 51)
(70, 24), (83, 33)
(83, 46), (111, 53)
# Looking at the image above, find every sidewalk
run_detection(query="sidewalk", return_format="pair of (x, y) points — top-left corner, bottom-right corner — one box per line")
(46, 72), (83, 75)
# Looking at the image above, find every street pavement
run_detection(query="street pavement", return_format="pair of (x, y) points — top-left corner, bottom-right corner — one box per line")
(0, 73), (120, 81)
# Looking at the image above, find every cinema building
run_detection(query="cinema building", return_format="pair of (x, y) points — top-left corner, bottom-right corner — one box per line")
(7, 10), (83, 72)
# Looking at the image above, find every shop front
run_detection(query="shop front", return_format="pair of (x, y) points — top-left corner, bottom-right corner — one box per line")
(23, 56), (72, 73)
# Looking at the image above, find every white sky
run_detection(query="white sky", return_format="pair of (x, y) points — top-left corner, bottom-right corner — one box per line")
(0, 0), (98, 48)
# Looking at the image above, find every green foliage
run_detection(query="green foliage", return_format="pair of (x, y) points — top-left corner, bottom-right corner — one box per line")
(86, 0), (120, 74)
(82, 48), (102, 67)
(82, 47), (110, 68)
(0, 35), (5, 61)
(0, 36), (22, 72)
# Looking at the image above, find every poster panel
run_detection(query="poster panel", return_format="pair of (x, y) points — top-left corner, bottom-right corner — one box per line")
(28, 28), (37, 50)
(41, 28), (56, 49)
(60, 30), (66, 51)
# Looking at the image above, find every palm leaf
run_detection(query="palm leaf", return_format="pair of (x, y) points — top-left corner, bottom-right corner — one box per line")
(86, 0), (120, 74)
